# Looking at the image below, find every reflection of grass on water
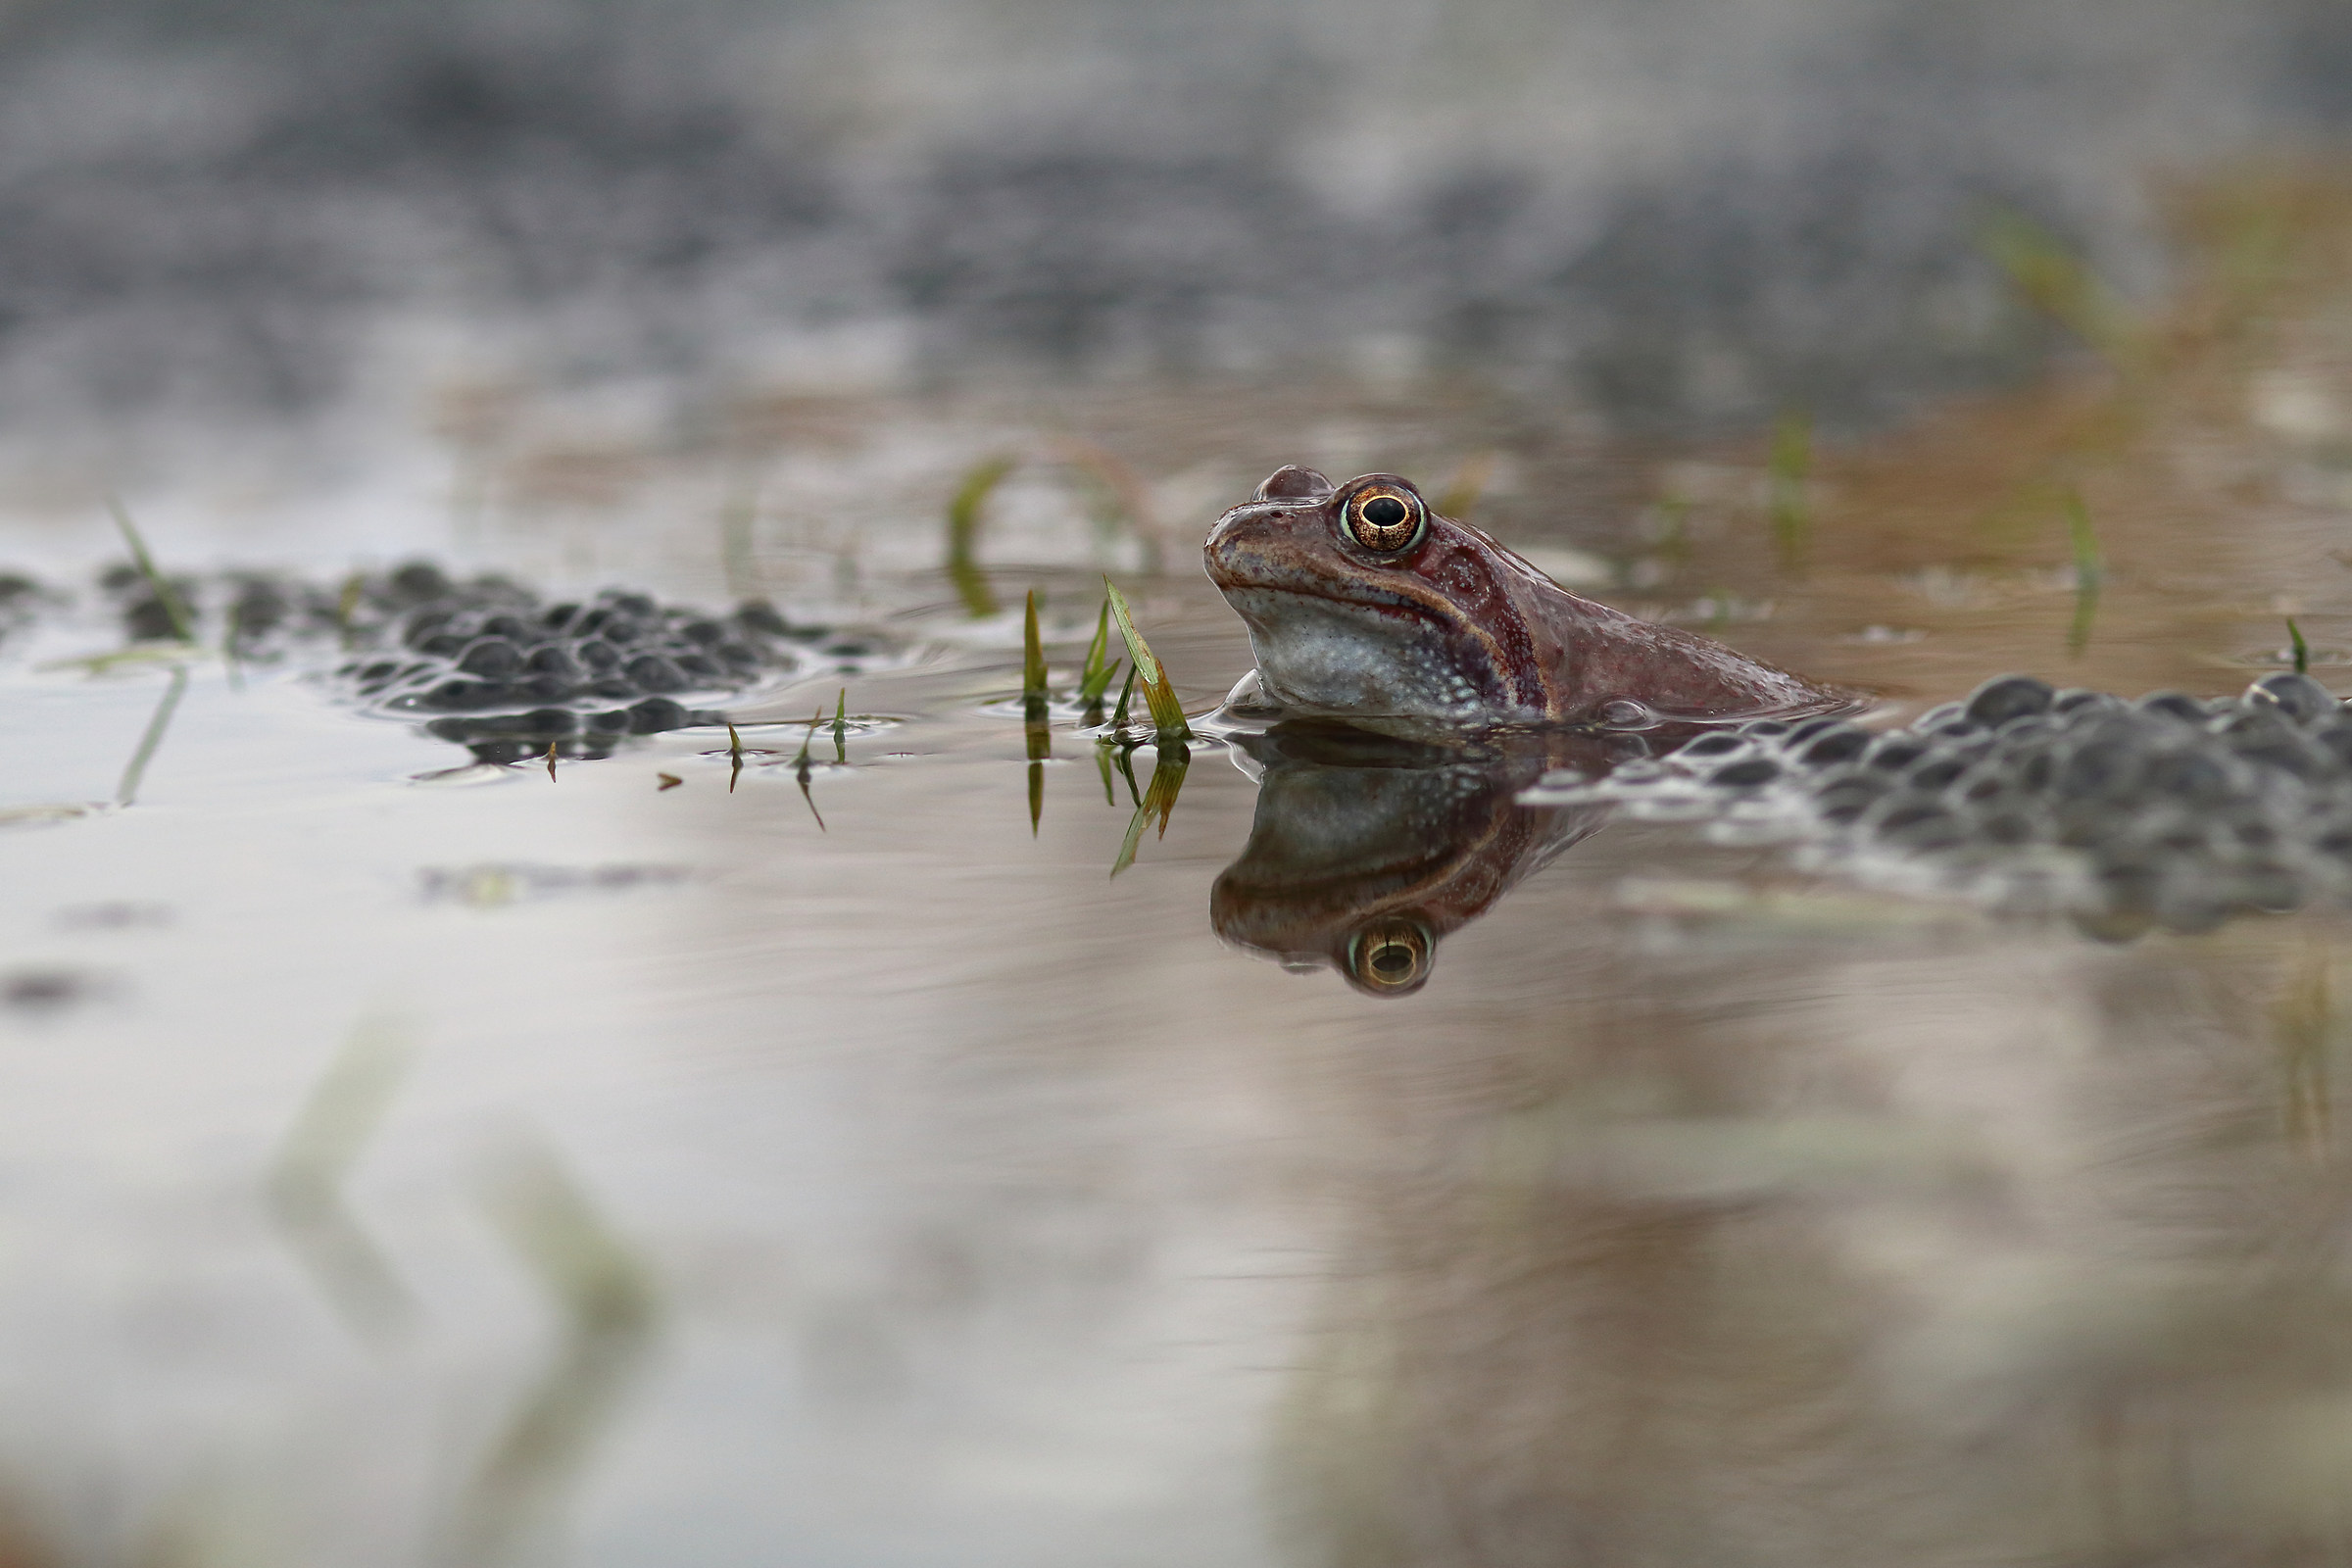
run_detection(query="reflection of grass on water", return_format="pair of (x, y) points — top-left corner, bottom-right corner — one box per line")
(1024, 593), (1052, 833)
(266, 1017), (421, 1346)
(1003, 581), (1193, 864)
(450, 1135), (660, 1568)
(1100, 585), (1193, 871)
(2063, 490), (2104, 657)
(2275, 945), (2335, 1159)
(792, 709), (825, 830)
(1109, 743), (1189, 879)
(113, 663), (188, 807)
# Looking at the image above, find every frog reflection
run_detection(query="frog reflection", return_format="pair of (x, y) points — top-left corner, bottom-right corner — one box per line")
(1211, 721), (1667, 997)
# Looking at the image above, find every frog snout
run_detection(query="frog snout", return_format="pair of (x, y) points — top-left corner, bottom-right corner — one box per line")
(1201, 509), (1260, 588)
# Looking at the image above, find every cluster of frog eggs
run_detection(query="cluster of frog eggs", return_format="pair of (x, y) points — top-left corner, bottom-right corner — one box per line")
(335, 566), (879, 761)
(1528, 670), (2352, 935)
(85, 560), (878, 763)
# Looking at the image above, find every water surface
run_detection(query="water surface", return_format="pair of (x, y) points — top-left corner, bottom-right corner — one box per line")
(7, 182), (2352, 1565)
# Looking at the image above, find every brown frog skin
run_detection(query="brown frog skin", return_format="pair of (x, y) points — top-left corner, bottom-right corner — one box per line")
(1203, 466), (1852, 727)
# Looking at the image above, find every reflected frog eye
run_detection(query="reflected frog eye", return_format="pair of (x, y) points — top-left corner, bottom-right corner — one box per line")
(1347, 916), (1433, 993)
(1342, 487), (1424, 553)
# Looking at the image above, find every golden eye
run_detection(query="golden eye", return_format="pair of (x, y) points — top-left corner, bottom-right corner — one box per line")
(1343, 486), (1424, 552)
(1347, 917), (1432, 993)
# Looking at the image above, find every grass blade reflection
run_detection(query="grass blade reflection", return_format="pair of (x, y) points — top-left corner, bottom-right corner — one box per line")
(793, 710), (826, 831)
(2064, 490), (2104, 657)
(1109, 744), (1189, 878)
(114, 664), (188, 807)
(265, 1017), (421, 1347)
(450, 1135), (659, 1567)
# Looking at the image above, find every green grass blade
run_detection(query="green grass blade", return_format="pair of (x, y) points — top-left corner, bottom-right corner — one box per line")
(2288, 616), (2310, 675)
(1103, 578), (1192, 742)
(1110, 662), (1138, 731)
(832, 688), (849, 763)
(336, 573), (364, 650)
(1977, 208), (2136, 363)
(945, 455), (1015, 618)
(106, 496), (197, 644)
(720, 476), (760, 600)
(1077, 596), (1121, 704)
(1767, 412), (1811, 569)
(1022, 589), (1049, 720)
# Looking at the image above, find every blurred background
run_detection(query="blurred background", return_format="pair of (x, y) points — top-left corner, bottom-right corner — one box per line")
(2, 0), (2347, 465)
(13, 6), (2352, 1567)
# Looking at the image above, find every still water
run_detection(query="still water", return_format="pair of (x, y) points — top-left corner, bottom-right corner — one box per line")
(6, 186), (2352, 1567)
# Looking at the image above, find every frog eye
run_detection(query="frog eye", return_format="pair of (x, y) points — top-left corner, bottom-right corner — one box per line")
(1341, 486), (1424, 553)
(1347, 916), (1433, 994)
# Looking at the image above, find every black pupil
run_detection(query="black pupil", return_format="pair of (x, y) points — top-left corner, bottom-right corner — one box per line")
(1361, 496), (1408, 531)
(1371, 943), (1412, 974)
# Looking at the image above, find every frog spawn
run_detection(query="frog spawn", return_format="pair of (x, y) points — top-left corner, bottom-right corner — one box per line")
(88, 560), (887, 763)
(1521, 671), (2352, 936)
(343, 573), (885, 761)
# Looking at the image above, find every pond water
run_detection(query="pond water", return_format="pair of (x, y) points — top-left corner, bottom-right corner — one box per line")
(8, 188), (2352, 1567)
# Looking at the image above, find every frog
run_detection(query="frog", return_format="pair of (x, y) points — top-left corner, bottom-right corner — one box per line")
(1203, 466), (1851, 728)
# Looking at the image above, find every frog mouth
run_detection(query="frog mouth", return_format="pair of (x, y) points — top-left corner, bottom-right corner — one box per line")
(1210, 577), (1438, 622)
(1214, 582), (1452, 637)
